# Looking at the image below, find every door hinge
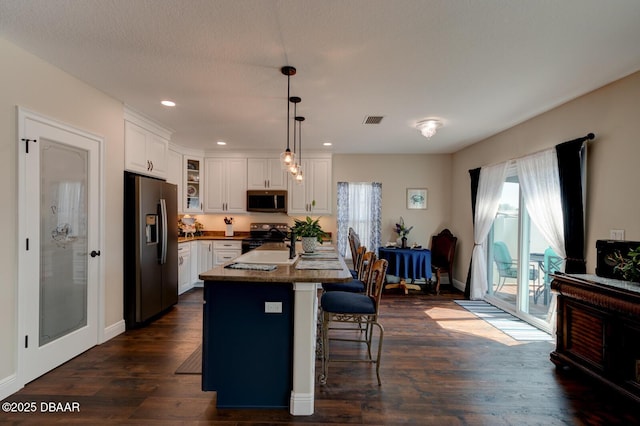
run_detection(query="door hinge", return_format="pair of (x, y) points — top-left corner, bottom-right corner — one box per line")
(25, 335), (28, 348)
(21, 138), (37, 154)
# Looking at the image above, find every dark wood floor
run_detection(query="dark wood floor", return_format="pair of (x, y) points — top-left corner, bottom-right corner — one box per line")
(3, 285), (640, 425)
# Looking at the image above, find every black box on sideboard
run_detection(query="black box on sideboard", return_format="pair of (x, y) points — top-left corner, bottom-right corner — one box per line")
(596, 239), (640, 280)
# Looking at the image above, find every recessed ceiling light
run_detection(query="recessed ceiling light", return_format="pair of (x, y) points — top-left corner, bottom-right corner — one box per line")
(323, 142), (332, 146)
(161, 100), (176, 107)
(216, 141), (226, 145)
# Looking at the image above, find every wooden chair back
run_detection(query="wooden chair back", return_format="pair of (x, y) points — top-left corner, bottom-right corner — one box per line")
(431, 229), (457, 278)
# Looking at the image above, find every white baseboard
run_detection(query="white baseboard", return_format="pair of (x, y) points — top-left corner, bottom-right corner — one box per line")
(289, 391), (314, 416)
(101, 319), (125, 343)
(0, 373), (20, 402)
(452, 278), (466, 293)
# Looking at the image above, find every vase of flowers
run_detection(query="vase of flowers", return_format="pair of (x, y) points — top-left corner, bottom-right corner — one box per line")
(395, 217), (413, 248)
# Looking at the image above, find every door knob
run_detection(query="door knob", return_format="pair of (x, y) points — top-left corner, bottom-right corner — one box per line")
(90, 250), (101, 258)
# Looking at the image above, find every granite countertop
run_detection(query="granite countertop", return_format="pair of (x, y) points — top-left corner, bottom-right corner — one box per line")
(199, 243), (352, 284)
(178, 231), (249, 243)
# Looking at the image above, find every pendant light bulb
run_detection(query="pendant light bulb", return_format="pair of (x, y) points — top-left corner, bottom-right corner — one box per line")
(280, 66), (296, 170)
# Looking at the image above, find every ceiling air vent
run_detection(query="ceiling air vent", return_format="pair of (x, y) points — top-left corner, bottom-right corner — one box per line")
(363, 115), (384, 125)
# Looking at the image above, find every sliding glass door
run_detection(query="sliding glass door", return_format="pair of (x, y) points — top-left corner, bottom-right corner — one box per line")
(485, 172), (561, 333)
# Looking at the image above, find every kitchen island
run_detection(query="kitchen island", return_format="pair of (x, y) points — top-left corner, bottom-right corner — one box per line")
(199, 243), (351, 416)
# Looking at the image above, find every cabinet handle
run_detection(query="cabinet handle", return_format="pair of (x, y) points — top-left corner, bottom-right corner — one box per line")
(179, 256), (183, 265)
(150, 161), (153, 171)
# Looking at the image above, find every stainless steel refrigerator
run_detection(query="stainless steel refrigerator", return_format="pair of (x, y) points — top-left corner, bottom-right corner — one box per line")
(123, 172), (178, 328)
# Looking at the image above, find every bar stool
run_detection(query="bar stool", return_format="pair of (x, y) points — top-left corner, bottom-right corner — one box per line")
(318, 258), (388, 385)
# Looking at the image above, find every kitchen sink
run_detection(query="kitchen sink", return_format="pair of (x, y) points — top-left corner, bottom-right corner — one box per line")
(233, 250), (297, 265)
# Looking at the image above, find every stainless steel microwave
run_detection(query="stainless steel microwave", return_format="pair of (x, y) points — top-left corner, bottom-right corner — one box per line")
(246, 190), (287, 213)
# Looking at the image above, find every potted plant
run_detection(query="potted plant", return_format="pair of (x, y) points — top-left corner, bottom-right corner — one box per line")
(609, 245), (640, 282)
(290, 216), (328, 253)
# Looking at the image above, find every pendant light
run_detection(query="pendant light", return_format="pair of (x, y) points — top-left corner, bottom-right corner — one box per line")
(280, 66), (296, 170)
(294, 115), (305, 183)
(289, 96), (301, 176)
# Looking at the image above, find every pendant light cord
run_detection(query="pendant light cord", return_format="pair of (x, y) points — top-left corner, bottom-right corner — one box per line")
(286, 74), (291, 151)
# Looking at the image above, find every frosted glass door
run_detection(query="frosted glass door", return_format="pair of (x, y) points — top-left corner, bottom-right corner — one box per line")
(39, 138), (88, 346)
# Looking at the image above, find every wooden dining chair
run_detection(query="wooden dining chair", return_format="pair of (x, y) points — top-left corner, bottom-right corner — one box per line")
(430, 229), (457, 294)
(319, 258), (388, 385)
(348, 228), (362, 278)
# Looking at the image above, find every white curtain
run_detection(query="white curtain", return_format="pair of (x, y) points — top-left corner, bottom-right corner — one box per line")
(515, 149), (566, 259)
(471, 162), (508, 300)
(336, 182), (382, 258)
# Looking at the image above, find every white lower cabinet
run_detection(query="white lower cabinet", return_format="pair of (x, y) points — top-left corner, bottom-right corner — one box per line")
(213, 240), (242, 266)
(198, 240), (214, 285)
(178, 242), (192, 295)
(190, 241), (199, 285)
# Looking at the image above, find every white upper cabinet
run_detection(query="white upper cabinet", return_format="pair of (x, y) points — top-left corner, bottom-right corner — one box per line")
(167, 148), (183, 214)
(288, 157), (332, 215)
(124, 108), (170, 179)
(184, 156), (204, 213)
(203, 157), (247, 213)
(247, 158), (288, 190)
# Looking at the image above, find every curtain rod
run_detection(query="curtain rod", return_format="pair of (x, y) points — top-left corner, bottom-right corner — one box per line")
(470, 132), (596, 171)
(565, 132), (595, 144)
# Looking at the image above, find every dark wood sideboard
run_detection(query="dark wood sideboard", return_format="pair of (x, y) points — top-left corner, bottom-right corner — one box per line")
(551, 273), (640, 403)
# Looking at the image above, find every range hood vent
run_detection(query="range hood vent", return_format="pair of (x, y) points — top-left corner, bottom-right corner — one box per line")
(362, 115), (384, 124)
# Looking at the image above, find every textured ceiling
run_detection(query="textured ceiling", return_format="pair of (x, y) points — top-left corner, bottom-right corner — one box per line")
(1, 0), (640, 154)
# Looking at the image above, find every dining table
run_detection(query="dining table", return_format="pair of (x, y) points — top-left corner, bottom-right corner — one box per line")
(378, 246), (432, 294)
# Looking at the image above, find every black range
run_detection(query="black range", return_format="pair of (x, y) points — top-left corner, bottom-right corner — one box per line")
(241, 222), (290, 253)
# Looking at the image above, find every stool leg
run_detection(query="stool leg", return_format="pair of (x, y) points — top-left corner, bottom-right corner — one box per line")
(374, 322), (384, 386)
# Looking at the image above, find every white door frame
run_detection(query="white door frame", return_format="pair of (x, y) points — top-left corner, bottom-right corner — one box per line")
(16, 107), (105, 387)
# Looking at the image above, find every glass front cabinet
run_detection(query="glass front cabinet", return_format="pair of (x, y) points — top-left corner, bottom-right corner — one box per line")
(184, 156), (203, 213)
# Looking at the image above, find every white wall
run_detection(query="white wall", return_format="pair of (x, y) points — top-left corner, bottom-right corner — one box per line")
(332, 154), (452, 248)
(0, 38), (125, 394)
(193, 153), (454, 250)
(450, 70), (640, 285)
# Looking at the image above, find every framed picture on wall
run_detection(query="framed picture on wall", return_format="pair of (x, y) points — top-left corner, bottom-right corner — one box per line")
(407, 188), (427, 210)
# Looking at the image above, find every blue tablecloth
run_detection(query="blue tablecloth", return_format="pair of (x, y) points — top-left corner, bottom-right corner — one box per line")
(378, 247), (432, 281)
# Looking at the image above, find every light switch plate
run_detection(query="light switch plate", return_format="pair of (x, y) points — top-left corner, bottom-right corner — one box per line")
(610, 229), (625, 240)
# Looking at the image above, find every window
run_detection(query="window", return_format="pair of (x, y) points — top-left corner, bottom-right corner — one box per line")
(336, 182), (381, 259)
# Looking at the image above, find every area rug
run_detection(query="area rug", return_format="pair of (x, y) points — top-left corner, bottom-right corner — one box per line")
(454, 300), (554, 342)
(175, 345), (202, 374)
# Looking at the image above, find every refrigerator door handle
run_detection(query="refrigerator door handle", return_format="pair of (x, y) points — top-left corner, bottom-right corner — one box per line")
(160, 198), (168, 264)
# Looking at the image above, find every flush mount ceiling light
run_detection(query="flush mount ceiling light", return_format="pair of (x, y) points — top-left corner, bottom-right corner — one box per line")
(416, 119), (442, 139)
(161, 100), (176, 107)
(280, 65), (297, 170)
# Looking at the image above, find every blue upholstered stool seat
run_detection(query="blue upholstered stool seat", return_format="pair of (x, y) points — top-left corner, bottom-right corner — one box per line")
(321, 291), (375, 314)
(322, 279), (365, 293)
